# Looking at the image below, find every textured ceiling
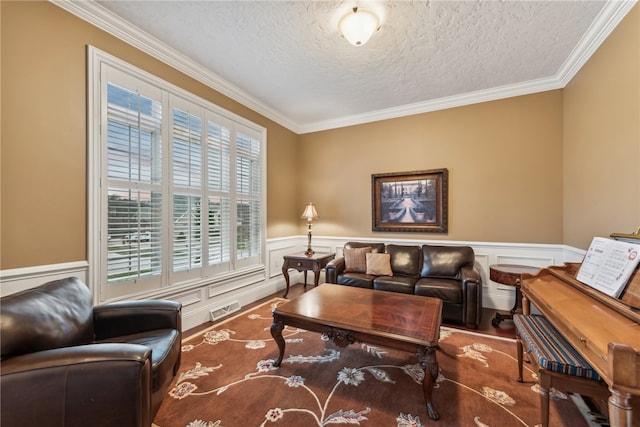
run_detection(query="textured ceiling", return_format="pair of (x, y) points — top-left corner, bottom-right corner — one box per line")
(68, 1), (634, 133)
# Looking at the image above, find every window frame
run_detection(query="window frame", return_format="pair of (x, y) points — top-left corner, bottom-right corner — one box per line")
(88, 46), (266, 303)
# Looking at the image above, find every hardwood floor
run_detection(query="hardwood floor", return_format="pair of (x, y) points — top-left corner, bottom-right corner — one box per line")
(184, 283), (517, 340)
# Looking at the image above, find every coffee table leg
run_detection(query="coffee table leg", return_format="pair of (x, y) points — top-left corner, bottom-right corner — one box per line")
(270, 315), (285, 367)
(418, 345), (440, 420)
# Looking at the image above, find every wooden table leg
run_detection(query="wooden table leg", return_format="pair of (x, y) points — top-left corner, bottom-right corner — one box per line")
(281, 259), (291, 298)
(312, 265), (321, 288)
(418, 345), (440, 420)
(270, 315), (285, 367)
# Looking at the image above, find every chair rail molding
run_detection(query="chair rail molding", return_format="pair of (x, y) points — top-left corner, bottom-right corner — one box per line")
(1, 236), (585, 330)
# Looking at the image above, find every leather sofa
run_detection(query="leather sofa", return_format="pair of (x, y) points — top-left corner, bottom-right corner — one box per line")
(0, 277), (182, 427)
(326, 242), (483, 329)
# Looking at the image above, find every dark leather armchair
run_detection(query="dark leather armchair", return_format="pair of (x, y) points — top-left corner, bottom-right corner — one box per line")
(0, 277), (182, 427)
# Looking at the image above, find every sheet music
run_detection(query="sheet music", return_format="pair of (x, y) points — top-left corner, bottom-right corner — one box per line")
(577, 237), (640, 298)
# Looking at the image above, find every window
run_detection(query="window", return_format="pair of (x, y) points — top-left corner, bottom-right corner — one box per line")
(89, 47), (266, 301)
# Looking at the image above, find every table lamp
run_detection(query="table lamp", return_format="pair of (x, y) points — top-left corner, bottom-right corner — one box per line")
(301, 203), (319, 256)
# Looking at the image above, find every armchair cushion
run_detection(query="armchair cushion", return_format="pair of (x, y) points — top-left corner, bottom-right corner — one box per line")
(1, 278), (94, 359)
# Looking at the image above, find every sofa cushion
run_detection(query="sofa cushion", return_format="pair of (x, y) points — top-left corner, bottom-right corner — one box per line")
(337, 273), (376, 289)
(414, 277), (463, 303)
(387, 244), (421, 278)
(366, 253), (393, 276)
(373, 276), (416, 294)
(421, 245), (475, 278)
(0, 278), (94, 359)
(344, 247), (371, 273)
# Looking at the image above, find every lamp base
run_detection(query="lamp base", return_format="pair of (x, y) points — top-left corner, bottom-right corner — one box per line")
(304, 248), (315, 256)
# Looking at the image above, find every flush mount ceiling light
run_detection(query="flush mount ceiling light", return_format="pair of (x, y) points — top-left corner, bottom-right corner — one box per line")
(339, 6), (380, 46)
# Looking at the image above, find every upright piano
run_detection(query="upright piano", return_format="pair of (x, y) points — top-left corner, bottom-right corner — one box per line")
(521, 263), (640, 427)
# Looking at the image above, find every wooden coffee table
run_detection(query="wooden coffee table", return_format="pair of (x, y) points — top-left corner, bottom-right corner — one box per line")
(270, 284), (443, 420)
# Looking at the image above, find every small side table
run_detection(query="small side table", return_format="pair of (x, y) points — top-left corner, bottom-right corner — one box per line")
(281, 252), (335, 298)
(490, 264), (540, 326)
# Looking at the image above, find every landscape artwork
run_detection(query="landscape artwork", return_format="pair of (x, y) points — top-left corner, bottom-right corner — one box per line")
(372, 169), (448, 233)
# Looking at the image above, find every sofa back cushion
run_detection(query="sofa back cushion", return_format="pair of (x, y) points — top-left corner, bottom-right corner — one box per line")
(421, 245), (475, 278)
(344, 241), (385, 253)
(386, 244), (421, 278)
(0, 277), (94, 359)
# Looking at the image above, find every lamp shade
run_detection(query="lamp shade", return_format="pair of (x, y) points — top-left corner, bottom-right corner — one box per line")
(301, 203), (319, 220)
(339, 7), (379, 46)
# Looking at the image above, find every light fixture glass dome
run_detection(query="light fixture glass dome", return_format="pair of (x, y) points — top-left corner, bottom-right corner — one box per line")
(339, 7), (379, 46)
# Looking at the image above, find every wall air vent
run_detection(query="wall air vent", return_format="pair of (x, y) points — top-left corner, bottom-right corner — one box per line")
(209, 301), (241, 321)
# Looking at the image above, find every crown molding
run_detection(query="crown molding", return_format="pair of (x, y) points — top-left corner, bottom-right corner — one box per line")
(51, 0), (636, 136)
(300, 0), (638, 134)
(50, 0), (302, 134)
(298, 77), (564, 134)
(556, 0), (637, 87)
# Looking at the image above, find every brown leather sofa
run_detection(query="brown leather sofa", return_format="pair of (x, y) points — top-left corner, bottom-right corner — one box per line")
(326, 242), (483, 329)
(0, 277), (182, 427)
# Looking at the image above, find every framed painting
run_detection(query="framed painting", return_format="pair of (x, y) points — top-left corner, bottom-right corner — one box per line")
(371, 168), (448, 233)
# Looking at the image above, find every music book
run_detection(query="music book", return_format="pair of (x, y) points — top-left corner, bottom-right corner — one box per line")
(576, 236), (640, 298)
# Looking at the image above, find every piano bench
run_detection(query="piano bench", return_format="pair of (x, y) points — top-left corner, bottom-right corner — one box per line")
(513, 314), (610, 427)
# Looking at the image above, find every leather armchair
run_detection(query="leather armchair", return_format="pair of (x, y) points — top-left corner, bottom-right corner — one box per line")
(0, 277), (181, 427)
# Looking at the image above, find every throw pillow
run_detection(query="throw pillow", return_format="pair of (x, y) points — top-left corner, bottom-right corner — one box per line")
(344, 247), (372, 273)
(366, 252), (393, 276)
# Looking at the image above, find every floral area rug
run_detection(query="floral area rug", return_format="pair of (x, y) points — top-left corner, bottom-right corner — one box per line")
(153, 298), (588, 427)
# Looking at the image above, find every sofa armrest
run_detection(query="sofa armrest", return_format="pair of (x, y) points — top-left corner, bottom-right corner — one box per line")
(460, 265), (481, 285)
(326, 257), (345, 283)
(460, 265), (483, 329)
(94, 300), (182, 340)
(1, 343), (152, 427)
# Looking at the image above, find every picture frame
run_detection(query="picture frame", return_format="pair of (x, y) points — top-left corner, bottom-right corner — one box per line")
(372, 168), (448, 233)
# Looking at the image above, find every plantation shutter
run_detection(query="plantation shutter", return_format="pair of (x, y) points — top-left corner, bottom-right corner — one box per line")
(105, 78), (163, 294)
(171, 103), (203, 279)
(93, 48), (265, 302)
(206, 116), (232, 274)
(235, 128), (262, 267)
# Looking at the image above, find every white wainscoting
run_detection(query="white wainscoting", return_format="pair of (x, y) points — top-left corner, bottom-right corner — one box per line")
(0, 236), (585, 331)
(0, 261), (89, 297)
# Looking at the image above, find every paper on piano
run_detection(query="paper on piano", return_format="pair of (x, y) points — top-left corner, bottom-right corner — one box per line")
(576, 237), (640, 298)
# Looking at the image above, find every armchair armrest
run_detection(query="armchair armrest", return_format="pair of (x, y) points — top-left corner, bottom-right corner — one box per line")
(326, 257), (345, 284)
(1, 343), (152, 427)
(94, 300), (182, 340)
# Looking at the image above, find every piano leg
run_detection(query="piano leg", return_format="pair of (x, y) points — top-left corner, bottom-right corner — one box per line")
(608, 389), (633, 427)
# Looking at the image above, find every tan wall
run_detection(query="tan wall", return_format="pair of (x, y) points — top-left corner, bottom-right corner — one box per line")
(0, 1), (299, 269)
(563, 5), (640, 249)
(300, 91), (564, 244)
(2, 2), (639, 269)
